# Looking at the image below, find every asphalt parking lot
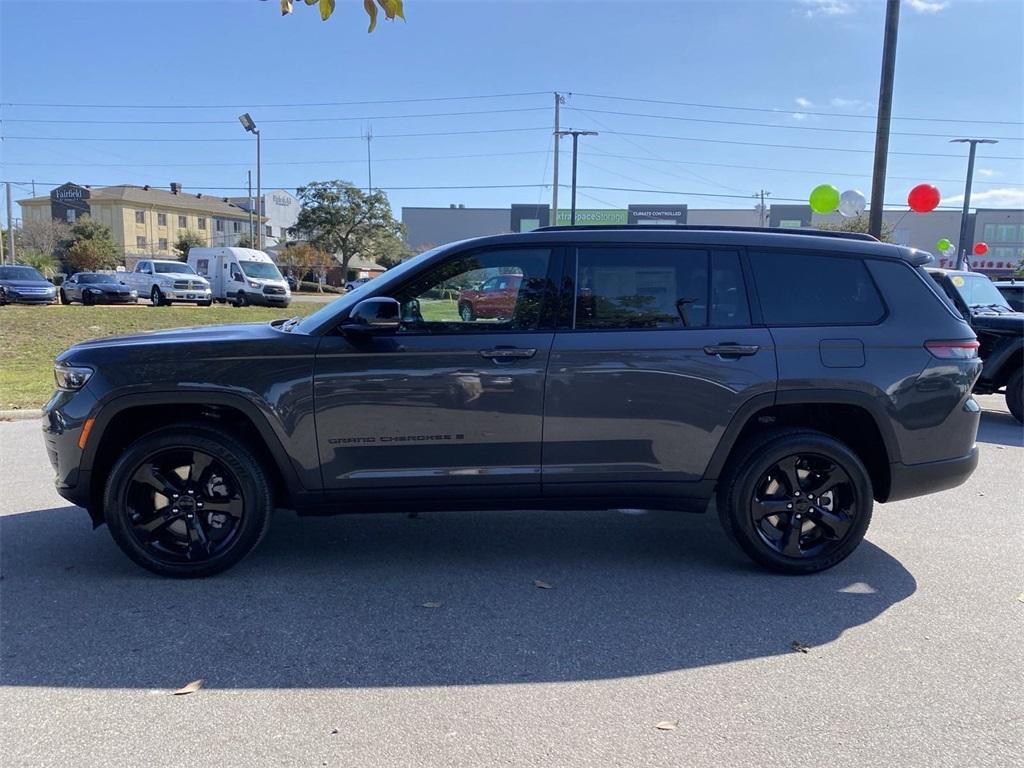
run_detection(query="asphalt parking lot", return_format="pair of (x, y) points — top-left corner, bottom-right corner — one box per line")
(1, 397), (1021, 768)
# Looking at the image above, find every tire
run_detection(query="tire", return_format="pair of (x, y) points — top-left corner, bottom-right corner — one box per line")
(150, 286), (166, 307)
(1006, 367), (1023, 424)
(459, 302), (475, 322)
(59, 289), (70, 305)
(103, 424), (273, 578)
(235, 292), (248, 308)
(717, 429), (873, 574)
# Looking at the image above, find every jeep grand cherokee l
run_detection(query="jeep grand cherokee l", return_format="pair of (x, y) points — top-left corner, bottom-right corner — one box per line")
(43, 226), (982, 577)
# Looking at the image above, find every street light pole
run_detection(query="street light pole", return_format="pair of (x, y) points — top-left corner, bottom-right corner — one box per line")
(556, 129), (598, 226)
(239, 113), (262, 250)
(951, 138), (998, 269)
(868, 0), (901, 240)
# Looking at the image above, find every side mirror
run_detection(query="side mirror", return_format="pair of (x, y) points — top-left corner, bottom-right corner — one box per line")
(342, 297), (401, 335)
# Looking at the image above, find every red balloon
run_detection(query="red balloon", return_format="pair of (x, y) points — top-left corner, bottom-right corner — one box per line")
(907, 184), (941, 213)
(974, 242), (989, 256)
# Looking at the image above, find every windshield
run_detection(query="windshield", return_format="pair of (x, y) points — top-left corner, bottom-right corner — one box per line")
(154, 262), (197, 275)
(951, 274), (1012, 310)
(295, 243), (451, 334)
(0, 266), (47, 281)
(77, 273), (117, 284)
(239, 261), (283, 280)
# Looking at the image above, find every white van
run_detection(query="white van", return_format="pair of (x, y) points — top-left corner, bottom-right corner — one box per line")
(187, 247), (291, 308)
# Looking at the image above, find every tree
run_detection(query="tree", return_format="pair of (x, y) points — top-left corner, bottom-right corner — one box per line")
(293, 180), (405, 279)
(278, 243), (334, 291)
(19, 218), (72, 258)
(174, 230), (206, 259)
(278, 0), (404, 31)
(18, 250), (61, 279)
(236, 233), (257, 249)
(818, 214), (894, 243)
(65, 217), (120, 271)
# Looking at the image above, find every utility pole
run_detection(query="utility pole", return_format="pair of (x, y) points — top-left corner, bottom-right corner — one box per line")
(5, 182), (15, 264)
(868, 0), (901, 239)
(556, 129), (598, 226)
(551, 93), (563, 226)
(248, 170), (254, 244)
(364, 125), (374, 194)
(754, 190), (771, 227)
(951, 138), (998, 269)
(31, 180), (36, 197)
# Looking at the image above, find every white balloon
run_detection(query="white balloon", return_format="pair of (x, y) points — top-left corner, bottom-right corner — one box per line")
(838, 189), (866, 218)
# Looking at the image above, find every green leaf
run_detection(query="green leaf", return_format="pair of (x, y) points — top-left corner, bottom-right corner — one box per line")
(304, 0), (317, 4)
(377, 0), (405, 20)
(319, 0), (335, 21)
(280, 0), (293, 15)
(363, 0), (378, 32)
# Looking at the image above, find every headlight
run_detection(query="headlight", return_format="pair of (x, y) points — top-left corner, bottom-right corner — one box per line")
(54, 364), (93, 391)
(129, 290), (138, 297)
(248, 280), (263, 289)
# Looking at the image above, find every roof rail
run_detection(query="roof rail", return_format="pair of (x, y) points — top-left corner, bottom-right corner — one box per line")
(531, 224), (879, 242)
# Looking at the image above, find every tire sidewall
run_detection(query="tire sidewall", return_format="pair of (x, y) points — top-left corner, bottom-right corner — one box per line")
(1006, 368), (1023, 423)
(722, 432), (873, 574)
(103, 428), (272, 577)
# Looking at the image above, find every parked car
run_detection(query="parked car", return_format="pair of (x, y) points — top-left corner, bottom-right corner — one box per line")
(994, 280), (1024, 312)
(345, 277), (373, 292)
(45, 226), (982, 578)
(0, 265), (58, 305)
(122, 259), (212, 307)
(187, 247), (291, 308)
(60, 272), (138, 305)
(927, 269), (1023, 422)
(457, 273), (523, 321)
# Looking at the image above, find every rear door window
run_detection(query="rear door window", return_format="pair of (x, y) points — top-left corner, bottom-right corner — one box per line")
(749, 250), (885, 325)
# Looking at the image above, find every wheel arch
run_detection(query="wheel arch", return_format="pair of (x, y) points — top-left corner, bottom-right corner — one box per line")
(706, 390), (899, 503)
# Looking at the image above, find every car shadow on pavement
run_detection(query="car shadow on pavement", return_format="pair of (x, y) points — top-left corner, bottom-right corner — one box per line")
(976, 410), (1024, 448)
(0, 505), (916, 690)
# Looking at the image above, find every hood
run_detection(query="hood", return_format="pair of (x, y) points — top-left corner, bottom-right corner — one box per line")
(971, 311), (1024, 334)
(0, 279), (55, 289)
(60, 321), (276, 357)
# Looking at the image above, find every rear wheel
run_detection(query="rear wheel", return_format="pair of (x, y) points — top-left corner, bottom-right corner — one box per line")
(103, 425), (273, 577)
(1006, 367), (1023, 423)
(717, 430), (873, 574)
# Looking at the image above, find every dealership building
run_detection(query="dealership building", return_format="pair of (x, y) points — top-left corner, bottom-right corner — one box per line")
(403, 203), (1024, 277)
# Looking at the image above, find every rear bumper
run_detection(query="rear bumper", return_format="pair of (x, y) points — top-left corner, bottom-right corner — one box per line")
(884, 447), (979, 503)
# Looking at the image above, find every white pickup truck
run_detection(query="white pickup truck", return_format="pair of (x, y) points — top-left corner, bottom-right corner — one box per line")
(124, 259), (212, 306)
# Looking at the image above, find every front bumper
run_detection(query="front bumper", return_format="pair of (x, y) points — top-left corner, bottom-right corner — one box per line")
(7, 294), (58, 304)
(884, 447), (980, 503)
(250, 292), (291, 307)
(167, 289), (211, 302)
(42, 388), (97, 517)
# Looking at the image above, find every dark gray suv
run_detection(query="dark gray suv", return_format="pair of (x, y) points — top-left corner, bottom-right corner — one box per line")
(43, 226), (982, 577)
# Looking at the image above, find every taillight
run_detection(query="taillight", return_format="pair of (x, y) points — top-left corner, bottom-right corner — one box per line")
(924, 340), (980, 359)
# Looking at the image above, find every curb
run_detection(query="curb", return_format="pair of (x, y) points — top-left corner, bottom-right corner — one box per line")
(0, 409), (44, 421)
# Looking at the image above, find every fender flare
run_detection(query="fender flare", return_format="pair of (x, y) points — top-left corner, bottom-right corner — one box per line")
(981, 337), (1024, 385)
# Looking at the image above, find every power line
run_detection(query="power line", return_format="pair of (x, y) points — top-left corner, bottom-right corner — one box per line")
(571, 92), (1024, 127)
(565, 106), (1023, 142)
(2, 127), (550, 143)
(0, 106), (551, 126)
(0, 91), (553, 110)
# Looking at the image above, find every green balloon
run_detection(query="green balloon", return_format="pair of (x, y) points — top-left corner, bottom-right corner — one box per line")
(936, 238), (952, 252)
(809, 184), (841, 214)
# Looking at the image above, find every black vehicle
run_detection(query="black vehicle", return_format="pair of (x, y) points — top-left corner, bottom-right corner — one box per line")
(44, 226), (982, 578)
(0, 265), (58, 305)
(994, 280), (1024, 313)
(927, 269), (1023, 423)
(60, 272), (139, 305)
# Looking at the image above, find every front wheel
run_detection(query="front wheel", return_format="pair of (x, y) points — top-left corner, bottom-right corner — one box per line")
(150, 286), (166, 307)
(103, 425), (273, 577)
(234, 292), (248, 307)
(59, 289), (70, 305)
(1006, 368), (1023, 423)
(717, 430), (873, 574)
(459, 302), (475, 322)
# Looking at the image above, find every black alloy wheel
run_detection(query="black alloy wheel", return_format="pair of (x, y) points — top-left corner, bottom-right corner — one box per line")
(104, 426), (272, 577)
(718, 430), (872, 573)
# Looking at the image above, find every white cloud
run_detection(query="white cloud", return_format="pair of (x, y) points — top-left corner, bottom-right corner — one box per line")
(906, 0), (950, 13)
(946, 188), (1024, 208)
(830, 97), (873, 111)
(795, 96), (813, 108)
(791, 112), (809, 121)
(977, 168), (997, 178)
(798, 0), (854, 18)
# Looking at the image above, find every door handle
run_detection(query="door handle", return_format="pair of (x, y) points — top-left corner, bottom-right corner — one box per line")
(703, 344), (759, 358)
(479, 347), (537, 360)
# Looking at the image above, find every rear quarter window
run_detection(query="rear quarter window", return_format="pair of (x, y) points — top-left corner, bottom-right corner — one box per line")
(749, 250), (885, 326)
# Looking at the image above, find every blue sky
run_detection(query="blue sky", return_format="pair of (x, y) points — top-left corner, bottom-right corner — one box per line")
(1, 0), (1022, 225)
